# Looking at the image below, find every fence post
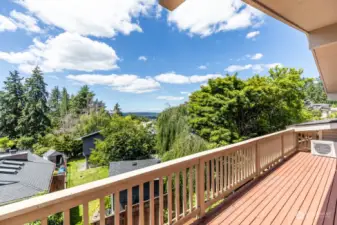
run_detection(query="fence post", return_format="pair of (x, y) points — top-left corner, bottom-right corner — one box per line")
(255, 141), (260, 176)
(197, 159), (205, 218)
(281, 134), (284, 158)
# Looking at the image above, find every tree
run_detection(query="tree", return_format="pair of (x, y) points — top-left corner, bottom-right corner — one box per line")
(17, 67), (50, 137)
(89, 116), (154, 165)
(49, 86), (61, 125)
(71, 85), (94, 115)
(75, 108), (110, 137)
(0, 71), (24, 138)
(188, 67), (312, 146)
(112, 103), (122, 116)
(60, 87), (70, 117)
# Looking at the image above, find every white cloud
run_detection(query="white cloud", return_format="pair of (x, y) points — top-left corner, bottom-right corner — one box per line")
(17, 0), (157, 37)
(226, 63), (282, 73)
(155, 72), (222, 84)
(198, 65), (207, 70)
(246, 30), (260, 39)
(138, 56), (147, 61)
(0, 32), (119, 73)
(251, 53), (263, 60)
(225, 64), (252, 73)
(9, 10), (41, 33)
(0, 15), (17, 31)
(180, 91), (190, 95)
(167, 0), (264, 37)
(157, 96), (184, 101)
(67, 74), (160, 94)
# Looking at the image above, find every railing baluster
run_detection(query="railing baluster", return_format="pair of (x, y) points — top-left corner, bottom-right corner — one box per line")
(63, 209), (70, 225)
(150, 180), (155, 225)
(189, 167), (193, 212)
(100, 197), (106, 225)
(168, 174), (172, 224)
(206, 162), (210, 200)
(216, 158), (219, 196)
(182, 169), (187, 216)
(175, 172), (180, 221)
(224, 155), (227, 191)
(139, 184), (144, 225)
(115, 192), (120, 225)
(198, 160), (205, 217)
(127, 187), (132, 225)
(83, 202), (89, 225)
(159, 177), (164, 225)
(220, 156), (223, 193)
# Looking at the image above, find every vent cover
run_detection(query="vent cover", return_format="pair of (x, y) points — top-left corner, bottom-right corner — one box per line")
(311, 140), (337, 158)
(3, 160), (24, 166)
(0, 168), (18, 174)
(0, 164), (21, 170)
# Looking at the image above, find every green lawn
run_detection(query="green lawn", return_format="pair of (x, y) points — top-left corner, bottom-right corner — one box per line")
(66, 158), (109, 225)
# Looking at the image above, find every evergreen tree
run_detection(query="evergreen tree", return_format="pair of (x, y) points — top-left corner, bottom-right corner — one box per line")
(0, 71), (24, 138)
(60, 87), (70, 117)
(17, 67), (50, 137)
(113, 103), (122, 116)
(49, 86), (61, 119)
(71, 85), (94, 115)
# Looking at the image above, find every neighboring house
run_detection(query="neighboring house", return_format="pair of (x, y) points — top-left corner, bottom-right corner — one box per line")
(0, 151), (55, 206)
(43, 149), (66, 167)
(77, 131), (103, 169)
(109, 159), (161, 212)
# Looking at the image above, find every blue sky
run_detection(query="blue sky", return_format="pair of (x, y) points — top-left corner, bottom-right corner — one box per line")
(0, 0), (318, 112)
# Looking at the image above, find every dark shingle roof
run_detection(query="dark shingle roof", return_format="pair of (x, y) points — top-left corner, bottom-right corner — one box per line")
(77, 131), (101, 140)
(109, 159), (160, 177)
(0, 151), (55, 205)
(43, 149), (64, 158)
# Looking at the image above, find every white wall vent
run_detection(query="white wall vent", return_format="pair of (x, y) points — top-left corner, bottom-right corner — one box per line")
(311, 140), (337, 158)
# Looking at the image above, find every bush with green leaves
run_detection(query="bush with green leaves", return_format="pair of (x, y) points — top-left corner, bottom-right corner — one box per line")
(16, 136), (35, 150)
(0, 137), (15, 151)
(89, 115), (155, 166)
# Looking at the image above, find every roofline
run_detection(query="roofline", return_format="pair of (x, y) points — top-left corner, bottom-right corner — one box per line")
(76, 130), (101, 140)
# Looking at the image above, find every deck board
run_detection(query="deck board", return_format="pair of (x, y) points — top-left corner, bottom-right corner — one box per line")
(194, 152), (337, 225)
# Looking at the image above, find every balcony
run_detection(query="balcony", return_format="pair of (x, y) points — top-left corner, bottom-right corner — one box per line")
(1, 127), (329, 225)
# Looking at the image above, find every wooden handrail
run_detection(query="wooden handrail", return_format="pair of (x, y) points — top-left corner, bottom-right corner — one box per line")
(0, 128), (298, 225)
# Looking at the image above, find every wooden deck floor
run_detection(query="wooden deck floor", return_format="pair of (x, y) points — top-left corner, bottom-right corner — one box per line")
(194, 152), (337, 225)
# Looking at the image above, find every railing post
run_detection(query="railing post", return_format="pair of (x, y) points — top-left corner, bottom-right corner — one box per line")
(197, 159), (205, 218)
(255, 141), (260, 176)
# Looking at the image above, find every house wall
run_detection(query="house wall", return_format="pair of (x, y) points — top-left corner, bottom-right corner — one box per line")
(82, 133), (104, 157)
(322, 129), (337, 141)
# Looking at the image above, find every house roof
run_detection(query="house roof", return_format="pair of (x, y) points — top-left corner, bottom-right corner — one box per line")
(43, 149), (64, 158)
(0, 151), (55, 205)
(109, 159), (161, 177)
(287, 119), (337, 132)
(77, 131), (101, 140)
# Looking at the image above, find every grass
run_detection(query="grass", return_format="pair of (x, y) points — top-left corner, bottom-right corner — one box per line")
(66, 158), (108, 225)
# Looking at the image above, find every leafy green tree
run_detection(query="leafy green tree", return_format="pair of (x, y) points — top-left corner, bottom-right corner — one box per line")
(75, 108), (110, 137)
(0, 137), (15, 151)
(60, 88), (70, 117)
(112, 103), (122, 116)
(304, 78), (328, 104)
(188, 67), (312, 146)
(0, 71), (24, 138)
(71, 85), (94, 115)
(17, 67), (50, 137)
(16, 136), (35, 150)
(90, 116), (154, 165)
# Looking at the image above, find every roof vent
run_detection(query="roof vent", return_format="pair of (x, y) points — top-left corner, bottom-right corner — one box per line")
(3, 160), (24, 166)
(132, 162), (137, 166)
(0, 168), (18, 174)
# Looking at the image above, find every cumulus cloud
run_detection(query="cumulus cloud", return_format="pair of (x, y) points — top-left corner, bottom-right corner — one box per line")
(251, 53), (263, 60)
(225, 64), (252, 73)
(155, 72), (222, 84)
(0, 15), (17, 31)
(16, 0), (157, 38)
(157, 96), (184, 101)
(138, 56), (147, 61)
(226, 63), (282, 73)
(246, 31), (260, 39)
(181, 91), (190, 95)
(198, 65), (207, 70)
(0, 32), (119, 73)
(67, 74), (160, 94)
(167, 0), (264, 37)
(10, 10), (41, 33)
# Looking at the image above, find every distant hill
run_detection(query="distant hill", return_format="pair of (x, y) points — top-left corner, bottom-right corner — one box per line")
(123, 112), (159, 119)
